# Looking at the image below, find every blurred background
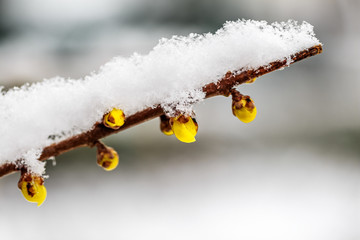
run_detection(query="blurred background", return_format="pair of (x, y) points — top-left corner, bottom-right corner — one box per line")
(0, 0), (359, 239)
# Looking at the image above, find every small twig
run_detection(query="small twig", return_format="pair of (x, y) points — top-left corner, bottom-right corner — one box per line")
(0, 44), (322, 178)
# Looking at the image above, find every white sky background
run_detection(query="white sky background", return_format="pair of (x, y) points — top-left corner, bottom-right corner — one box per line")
(0, 0), (360, 239)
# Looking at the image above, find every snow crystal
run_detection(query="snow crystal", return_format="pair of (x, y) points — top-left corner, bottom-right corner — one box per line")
(0, 19), (321, 175)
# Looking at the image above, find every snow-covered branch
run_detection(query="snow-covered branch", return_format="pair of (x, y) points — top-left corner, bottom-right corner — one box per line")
(0, 44), (322, 177)
(0, 19), (322, 205)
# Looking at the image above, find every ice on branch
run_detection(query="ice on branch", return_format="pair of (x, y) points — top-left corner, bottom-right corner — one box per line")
(0, 19), (321, 175)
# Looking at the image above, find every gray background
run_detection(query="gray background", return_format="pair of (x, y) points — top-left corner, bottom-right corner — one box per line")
(0, 0), (359, 239)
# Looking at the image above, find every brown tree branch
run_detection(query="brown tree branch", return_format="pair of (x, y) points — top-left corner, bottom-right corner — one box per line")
(0, 44), (322, 178)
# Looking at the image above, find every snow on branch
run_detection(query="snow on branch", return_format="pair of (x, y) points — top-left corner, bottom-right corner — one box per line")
(0, 20), (322, 182)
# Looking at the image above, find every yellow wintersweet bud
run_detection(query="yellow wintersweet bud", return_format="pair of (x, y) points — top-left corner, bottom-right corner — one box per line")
(170, 115), (198, 143)
(96, 142), (119, 171)
(160, 115), (173, 136)
(246, 77), (256, 84)
(232, 96), (257, 123)
(162, 128), (174, 136)
(103, 108), (125, 129)
(18, 173), (47, 207)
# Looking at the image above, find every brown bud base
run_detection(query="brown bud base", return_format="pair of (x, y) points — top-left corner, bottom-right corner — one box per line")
(230, 89), (255, 115)
(95, 141), (119, 171)
(18, 172), (44, 193)
(160, 115), (173, 135)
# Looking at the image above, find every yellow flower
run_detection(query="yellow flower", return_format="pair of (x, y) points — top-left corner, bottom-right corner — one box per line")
(170, 115), (198, 143)
(232, 96), (257, 123)
(96, 144), (119, 171)
(103, 108), (125, 129)
(18, 174), (47, 207)
(246, 77), (256, 84)
(160, 115), (174, 136)
(162, 128), (174, 136)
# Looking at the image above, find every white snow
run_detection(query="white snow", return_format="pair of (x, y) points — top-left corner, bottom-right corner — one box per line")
(0, 19), (321, 175)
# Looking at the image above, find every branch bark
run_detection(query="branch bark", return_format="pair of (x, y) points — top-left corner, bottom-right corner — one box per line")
(0, 44), (322, 178)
